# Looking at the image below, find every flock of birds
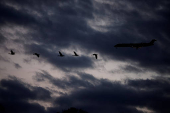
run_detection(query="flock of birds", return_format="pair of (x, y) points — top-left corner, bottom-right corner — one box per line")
(9, 50), (98, 59)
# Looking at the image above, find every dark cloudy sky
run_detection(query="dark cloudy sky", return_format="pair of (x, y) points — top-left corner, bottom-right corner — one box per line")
(0, 0), (170, 113)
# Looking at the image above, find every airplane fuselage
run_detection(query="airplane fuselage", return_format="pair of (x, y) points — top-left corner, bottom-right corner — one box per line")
(114, 39), (156, 49)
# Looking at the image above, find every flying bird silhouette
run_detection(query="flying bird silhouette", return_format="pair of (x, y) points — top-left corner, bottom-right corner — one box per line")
(73, 51), (79, 56)
(33, 53), (40, 57)
(9, 50), (15, 55)
(58, 51), (64, 57)
(93, 54), (97, 59)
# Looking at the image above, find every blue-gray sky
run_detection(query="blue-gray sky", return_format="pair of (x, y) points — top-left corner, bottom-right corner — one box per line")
(0, 0), (170, 113)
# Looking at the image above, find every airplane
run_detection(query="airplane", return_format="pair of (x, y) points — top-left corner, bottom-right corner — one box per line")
(93, 54), (97, 59)
(9, 50), (15, 55)
(58, 51), (64, 57)
(73, 51), (79, 56)
(114, 39), (157, 49)
(33, 53), (40, 57)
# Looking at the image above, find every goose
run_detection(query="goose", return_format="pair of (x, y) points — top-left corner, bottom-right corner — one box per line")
(93, 54), (97, 59)
(9, 50), (15, 55)
(58, 51), (64, 57)
(33, 53), (40, 57)
(73, 51), (79, 56)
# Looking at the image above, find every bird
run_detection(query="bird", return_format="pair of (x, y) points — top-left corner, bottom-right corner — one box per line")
(58, 51), (64, 57)
(33, 53), (40, 57)
(9, 50), (15, 55)
(72, 51), (79, 56)
(93, 54), (97, 59)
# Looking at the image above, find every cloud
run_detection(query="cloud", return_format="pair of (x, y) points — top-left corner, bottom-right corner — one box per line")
(13, 63), (22, 69)
(127, 77), (170, 90)
(0, 55), (10, 63)
(0, 76), (52, 113)
(50, 77), (170, 113)
(34, 70), (97, 89)
(33, 70), (170, 113)
(23, 58), (32, 64)
(121, 65), (144, 73)
(0, 33), (6, 44)
(0, 1), (38, 26)
(1, 72), (170, 113)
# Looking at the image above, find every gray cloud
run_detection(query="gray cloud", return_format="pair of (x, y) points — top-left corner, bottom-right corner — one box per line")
(14, 63), (22, 69)
(1, 73), (170, 113)
(33, 70), (170, 113)
(34, 70), (97, 89)
(46, 75), (170, 113)
(0, 76), (52, 113)
(23, 58), (32, 64)
(0, 33), (6, 44)
(121, 65), (144, 73)
(0, 55), (10, 63)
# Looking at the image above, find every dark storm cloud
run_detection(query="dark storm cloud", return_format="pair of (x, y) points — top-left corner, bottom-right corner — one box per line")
(0, 76), (52, 101)
(128, 78), (170, 90)
(1, 73), (170, 113)
(33, 70), (170, 113)
(46, 76), (170, 113)
(51, 78), (170, 113)
(13, 63), (22, 69)
(0, 77), (52, 113)
(0, 2), (37, 26)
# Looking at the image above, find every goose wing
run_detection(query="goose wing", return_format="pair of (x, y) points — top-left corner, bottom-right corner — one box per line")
(74, 51), (78, 56)
(35, 53), (39, 57)
(93, 54), (97, 59)
(59, 51), (63, 56)
(11, 50), (14, 54)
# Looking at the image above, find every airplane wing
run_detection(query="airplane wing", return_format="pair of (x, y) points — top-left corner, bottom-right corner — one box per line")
(115, 44), (133, 47)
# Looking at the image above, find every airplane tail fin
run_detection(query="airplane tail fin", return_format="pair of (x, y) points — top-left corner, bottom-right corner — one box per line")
(150, 39), (157, 45)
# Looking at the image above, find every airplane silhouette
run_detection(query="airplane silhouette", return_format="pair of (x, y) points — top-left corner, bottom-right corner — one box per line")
(58, 51), (64, 57)
(33, 53), (40, 57)
(114, 39), (157, 49)
(93, 54), (97, 59)
(9, 50), (15, 55)
(73, 51), (79, 56)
